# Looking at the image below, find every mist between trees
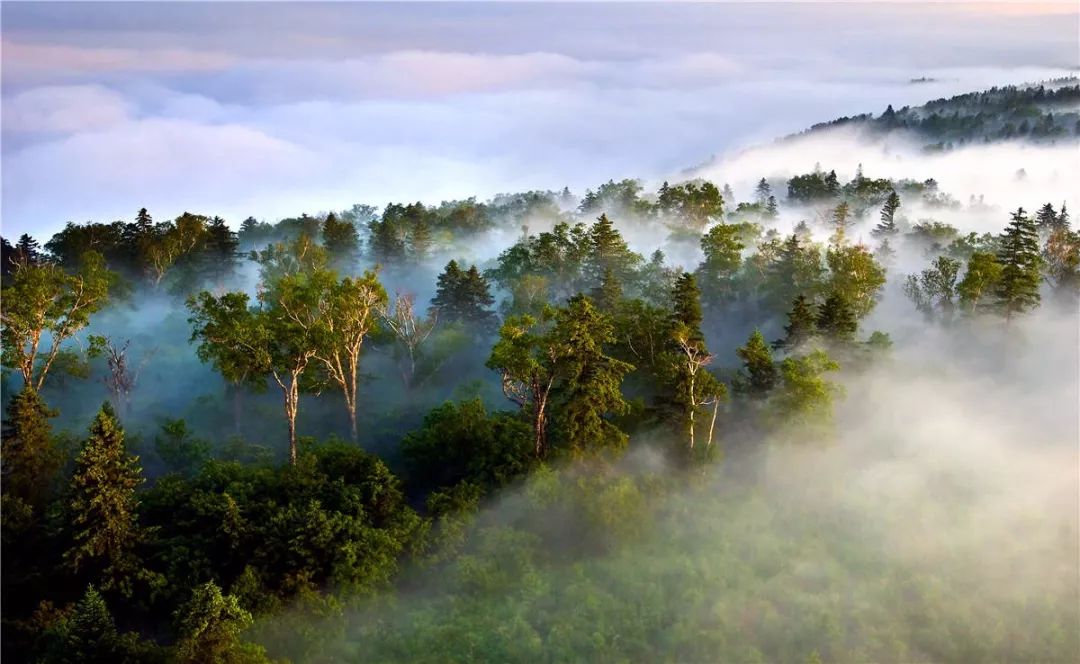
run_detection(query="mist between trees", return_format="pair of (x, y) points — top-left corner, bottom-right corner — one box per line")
(1, 82), (1078, 663)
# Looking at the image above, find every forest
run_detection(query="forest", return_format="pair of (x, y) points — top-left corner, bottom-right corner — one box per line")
(2, 83), (1079, 663)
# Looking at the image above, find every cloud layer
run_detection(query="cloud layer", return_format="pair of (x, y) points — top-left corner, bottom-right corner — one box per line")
(1, 3), (1077, 238)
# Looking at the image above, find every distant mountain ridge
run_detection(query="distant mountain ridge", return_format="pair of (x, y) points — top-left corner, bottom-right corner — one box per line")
(785, 77), (1080, 152)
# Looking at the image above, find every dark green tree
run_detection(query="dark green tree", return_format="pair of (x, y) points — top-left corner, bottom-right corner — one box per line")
(816, 292), (858, 343)
(774, 294), (818, 351)
(431, 260), (497, 330)
(995, 208), (1043, 319)
(736, 330), (778, 397)
(174, 581), (269, 664)
(872, 191), (901, 238)
(322, 212), (360, 270)
(64, 404), (155, 597)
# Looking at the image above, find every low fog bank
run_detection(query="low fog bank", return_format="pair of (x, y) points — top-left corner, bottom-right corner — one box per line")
(252, 299), (1079, 662)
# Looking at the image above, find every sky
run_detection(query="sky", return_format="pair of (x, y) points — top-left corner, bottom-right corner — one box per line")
(1, 2), (1078, 239)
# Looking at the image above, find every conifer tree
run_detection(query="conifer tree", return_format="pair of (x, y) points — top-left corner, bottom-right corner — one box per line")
(873, 191), (901, 238)
(431, 260), (497, 330)
(322, 212), (360, 270)
(736, 330), (778, 397)
(174, 582), (268, 664)
(44, 585), (120, 663)
(589, 267), (624, 314)
(64, 404), (151, 597)
(774, 294), (817, 350)
(754, 178), (772, 205)
(552, 295), (634, 457)
(1, 387), (61, 510)
(995, 208), (1042, 319)
(816, 292), (858, 343)
(1035, 202), (1058, 233)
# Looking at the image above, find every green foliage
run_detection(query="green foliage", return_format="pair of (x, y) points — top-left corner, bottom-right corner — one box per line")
(2, 387), (61, 509)
(736, 330), (778, 397)
(770, 350), (841, 434)
(825, 242), (886, 319)
(431, 260), (497, 331)
(175, 582), (269, 664)
(321, 212), (360, 270)
(64, 403), (159, 598)
(903, 255), (961, 319)
(1, 251), (114, 390)
(775, 294), (818, 351)
(402, 399), (534, 492)
(154, 418), (211, 477)
(995, 208), (1043, 318)
(816, 293), (858, 343)
(698, 223), (745, 305)
(957, 251), (1004, 314)
(657, 180), (724, 233)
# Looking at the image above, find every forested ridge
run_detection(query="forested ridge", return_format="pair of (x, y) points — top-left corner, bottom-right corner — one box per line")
(786, 79), (1080, 151)
(2, 85), (1079, 662)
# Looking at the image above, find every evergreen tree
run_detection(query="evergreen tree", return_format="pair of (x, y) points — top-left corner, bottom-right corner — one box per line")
(994, 208), (1042, 319)
(552, 295), (634, 457)
(174, 582), (268, 664)
(431, 260), (497, 330)
(1058, 202), (1070, 229)
(765, 195), (779, 220)
(14, 234), (42, 266)
(816, 292), (858, 343)
(736, 330), (778, 397)
(64, 404), (151, 597)
(201, 216), (239, 287)
(670, 272), (704, 344)
(408, 216), (433, 263)
(589, 267), (624, 314)
(774, 294), (817, 350)
(1, 387), (60, 510)
(873, 191), (901, 238)
(754, 178), (772, 205)
(584, 214), (640, 287)
(42, 585), (119, 663)
(1035, 202), (1058, 233)
(322, 212), (360, 269)
(697, 223), (745, 305)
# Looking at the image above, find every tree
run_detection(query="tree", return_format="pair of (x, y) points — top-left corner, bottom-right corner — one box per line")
(42, 585), (120, 663)
(774, 294), (817, 351)
(657, 180), (724, 234)
(64, 404), (153, 597)
(762, 234), (824, 313)
(1034, 202), (1059, 234)
(872, 191), (901, 239)
(13, 234), (42, 266)
(382, 293), (439, 390)
(1043, 226), (1080, 299)
(770, 350), (841, 435)
(201, 216), (239, 288)
(902, 255), (961, 320)
(736, 330), (778, 397)
(87, 336), (155, 418)
(666, 273), (726, 459)
(830, 201), (852, 240)
(145, 213), (208, 287)
(189, 271), (329, 464)
(825, 242), (886, 318)
(589, 267), (624, 314)
(816, 292), (858, 343)
(314, 271), (387, 441)
(551, 295), (634, 457)
(995, 208), (1042, 319)
(1, 386), (61, 512)
(431, 261), (498, 331)
(1, 251), (113, 391)
(408, 216), (433, 263)
(174, 582), (268, 664)
(697, 223), (745, 305)
(957, 251), (1004, 314)
(584, 214), (641, 288)
(322, 212), (360, 270)
(754, 178), (772, 205)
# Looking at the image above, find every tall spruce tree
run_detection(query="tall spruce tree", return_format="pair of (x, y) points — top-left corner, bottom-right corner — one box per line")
(64, 404), (152, 597)
(872, 191), (901, 238)
(995, 208), (1042, 319)
(736, 330), (778, 397)
(774, 294), (817, 350)
(816, 292), (858, 343)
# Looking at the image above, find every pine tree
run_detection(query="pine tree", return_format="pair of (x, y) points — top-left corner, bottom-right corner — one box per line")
(322, 212), (360, 269)
(1035, 202), (1058, 233)
(552, 295), (634, 457)
(774, 294), (817, 350)
(1, 387), (60, 510)
(816, 292), (858, 342)
(1058, 202), (1070, 229)
(13, 234), (41, 266)
(736, 330), (778, 397)
(873, 191), (901, 238)
(201, 217), (239, 286)
(589, 267), (623, 314)
(45, 585), (120, 663)
(670, 272), (704, 345)
(64, 403), (149, 597)
(585, 213), (638, 287)
(765, 195), (779, 220)
(995, 208), (1043, 319)
(431, 261), (497, 330)
(408, 216), (432, 263)
(755, 178), (772, 205)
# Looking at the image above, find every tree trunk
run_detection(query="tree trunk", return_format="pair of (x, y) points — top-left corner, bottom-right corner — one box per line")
(284, 376), (300, 465)
(231, 384), (243, 436)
